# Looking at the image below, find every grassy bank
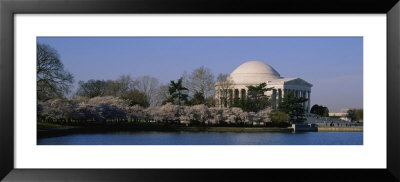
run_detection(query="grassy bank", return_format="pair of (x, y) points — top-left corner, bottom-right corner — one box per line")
(37, 122), (295, 138)
(38, 122), (76, 130)
(37, 122), (182, 138)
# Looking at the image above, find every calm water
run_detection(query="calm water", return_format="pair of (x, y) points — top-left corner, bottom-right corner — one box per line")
(37, 131), (363, 145)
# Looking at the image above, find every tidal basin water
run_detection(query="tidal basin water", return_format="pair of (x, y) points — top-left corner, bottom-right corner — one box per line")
(37, 131), (363, 145)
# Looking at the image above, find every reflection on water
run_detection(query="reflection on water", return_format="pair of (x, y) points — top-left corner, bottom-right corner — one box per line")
(37, 131), (363, 145)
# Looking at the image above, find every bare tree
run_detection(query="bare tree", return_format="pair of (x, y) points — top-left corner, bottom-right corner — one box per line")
(37, 43), (74, 101)
(76, 79), (107, 98)
(215, 73), (234, 107)
(134, 76), (160, 106)
(187, 66), (215, 99)
(181, 71), (191, 94)
(115, 75), (134, 96)
(153, 84), (169, 106)
(76, 75), (135, 98)
(104, 75), (134, 96)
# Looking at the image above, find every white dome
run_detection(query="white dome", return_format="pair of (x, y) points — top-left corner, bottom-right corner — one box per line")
(230, 61), (281, 84)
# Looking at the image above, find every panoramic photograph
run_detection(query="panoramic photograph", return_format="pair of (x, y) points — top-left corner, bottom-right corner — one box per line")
(36, 37), (363, 145)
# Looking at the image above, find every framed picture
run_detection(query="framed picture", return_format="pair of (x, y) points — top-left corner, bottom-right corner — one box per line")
(1, 0), (399, 181)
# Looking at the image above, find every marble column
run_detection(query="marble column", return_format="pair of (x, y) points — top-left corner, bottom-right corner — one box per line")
(235, 89), (239, 100)
(216, 90), (220, 108)
(277, 89), (280, 106)
(220, 90), (223, 108)
(307, 91), (311, 113)
(302, 90), (307, 109)
(229, 89), (233, 107)
(278, 89), (282, 107)
(272, 89), (277, 110)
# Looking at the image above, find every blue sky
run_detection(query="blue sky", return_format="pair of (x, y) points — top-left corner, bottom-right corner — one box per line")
(37, 37), (363, 112)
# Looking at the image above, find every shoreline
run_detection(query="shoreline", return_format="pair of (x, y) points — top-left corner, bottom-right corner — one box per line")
(37, 125), (295, 139)
(317, 127), (363, 132)
(37, 123), (363, 139)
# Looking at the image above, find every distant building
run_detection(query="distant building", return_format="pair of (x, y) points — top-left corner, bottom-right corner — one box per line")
(340, 108), (350, 113)
(215, 61), (313, 112)
(340, 117), (352, 122)
(329, 112), (351, 122)
(328, 113), (348, 117)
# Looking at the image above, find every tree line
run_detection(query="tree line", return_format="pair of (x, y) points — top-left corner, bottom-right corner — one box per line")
(37, 96), (281, 126)
(310, 104), (363, 123)
(346, 108), (363, 122)
(37, 43), (218, 107)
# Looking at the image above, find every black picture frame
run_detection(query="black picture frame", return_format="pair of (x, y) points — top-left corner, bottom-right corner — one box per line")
(1, 0), (399, 181)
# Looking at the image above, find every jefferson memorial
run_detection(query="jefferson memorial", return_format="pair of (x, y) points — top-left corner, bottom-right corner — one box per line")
(215, 61), (313, 112)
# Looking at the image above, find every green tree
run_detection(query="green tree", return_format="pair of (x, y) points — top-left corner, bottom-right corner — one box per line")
(245, 82), (272, 112)
(347, 109), (357, 122)
(356, 109), (363, 122)
(204, 97), (215, 107)
(165, 78), (189, 106)
(37, 43), (74, 101)
(187, 92), (205, 106)
(121, 89), (149, 107)
(278, 91), (308, 123)
(310, 104), (329, 117)
(322, 107), (329, 117)
(347, 108), (363, 122)
(269, 111), (291, 123)
(231, 97), (245, 109)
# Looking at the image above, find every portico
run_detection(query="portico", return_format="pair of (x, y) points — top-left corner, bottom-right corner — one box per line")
(215, 61), (313, 112)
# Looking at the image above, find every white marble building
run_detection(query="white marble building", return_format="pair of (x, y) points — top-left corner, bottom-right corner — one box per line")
(215, 61), (313, 112)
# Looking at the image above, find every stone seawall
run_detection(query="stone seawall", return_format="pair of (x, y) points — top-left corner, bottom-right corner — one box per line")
(38, 125), (296, 138)
(318, 127), (363, 132)
(181, 127), (294, 133)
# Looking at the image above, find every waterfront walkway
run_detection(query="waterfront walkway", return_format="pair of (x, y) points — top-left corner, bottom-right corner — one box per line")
(305, 116), (363, 132)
